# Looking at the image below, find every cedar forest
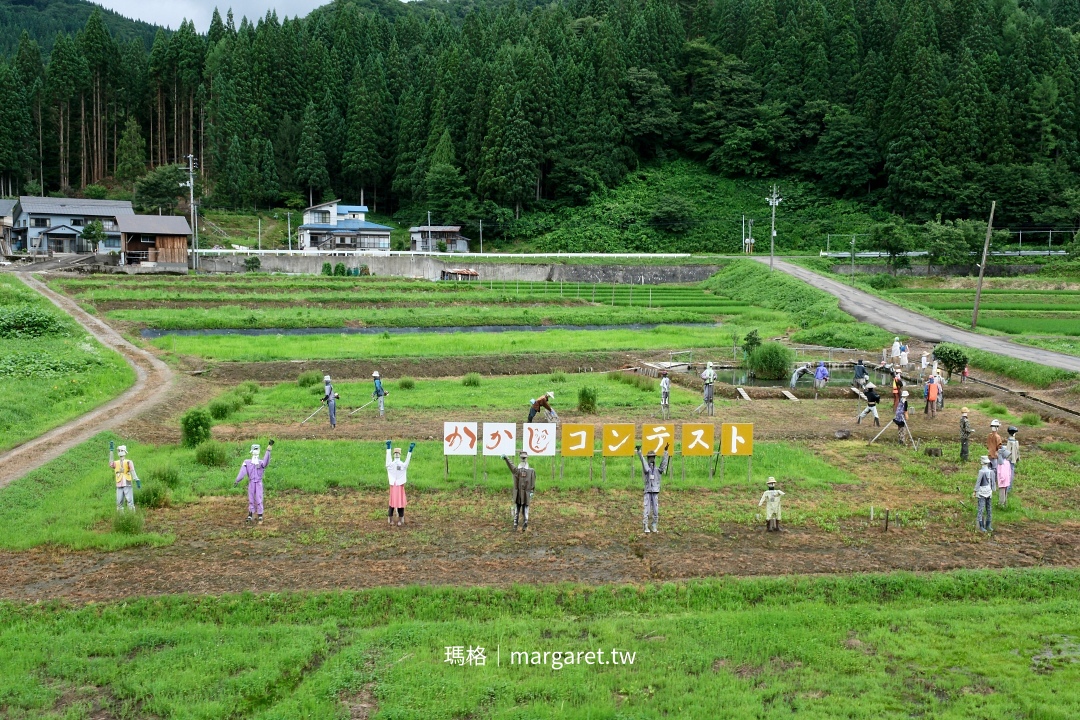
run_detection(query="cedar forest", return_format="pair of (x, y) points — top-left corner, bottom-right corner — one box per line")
(2, 0), (1080, 235)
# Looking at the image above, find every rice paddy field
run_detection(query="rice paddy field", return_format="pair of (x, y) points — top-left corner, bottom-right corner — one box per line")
(5, 264), (1080, 719)
(884, 288), (1080, 337)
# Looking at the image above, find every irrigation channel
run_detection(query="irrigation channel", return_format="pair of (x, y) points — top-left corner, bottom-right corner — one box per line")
(140, 322), (720, 339)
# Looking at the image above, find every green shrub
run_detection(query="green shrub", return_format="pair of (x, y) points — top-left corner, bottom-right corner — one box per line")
(747, 341), (794, 380)
(134, 482), (170, 509)
(180, 409), (213, 448)
(112, 509), (145, 534)
(334, 263), (347, 276)
(635, 375), (656, 392)
(742, 329), (762, 355)
(147, 465), (182, 489)
(976, 401), (1008, 417)
(195, 441), (229, 467)
(463, 372), (481, 387)
(321, 262), (333, 276)
(244, 256), (261, 272)
(208, 399), (233, 420)
(578, 385), (598, 413)
(0, 305), (69, 338)
(83, 184), (108, 199)
(550, 370), (567, 383)
(297, 371), (321, 387)
(1020, 412), (1044, 427)
(238, 381), (259, 395)
(933, 343), (969, 378)
(867, 273), (902, 290)
(398, 377), (416, 390)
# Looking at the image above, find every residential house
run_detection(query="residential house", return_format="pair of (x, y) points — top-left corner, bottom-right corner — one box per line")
(410, 226), (470, 253)
(9, 196), (134, 254)
(117, 215), (192, 269)
(298, 200), (392, 252)
(0, 199), (14, 254)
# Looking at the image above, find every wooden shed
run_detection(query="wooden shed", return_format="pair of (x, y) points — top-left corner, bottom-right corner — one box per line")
(117, 215), (192, 265)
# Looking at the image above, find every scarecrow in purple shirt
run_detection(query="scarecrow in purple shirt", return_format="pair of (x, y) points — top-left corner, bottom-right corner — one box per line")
(235, 440), (273, 523)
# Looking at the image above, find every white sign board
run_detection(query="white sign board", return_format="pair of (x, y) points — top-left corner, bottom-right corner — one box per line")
(521, 423), (557, 456)
(443, 422), (478, 456)
(481, 422), (517, 456)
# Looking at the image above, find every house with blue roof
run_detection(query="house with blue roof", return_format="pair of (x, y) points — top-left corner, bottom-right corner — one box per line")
(298, 199), (392, 252)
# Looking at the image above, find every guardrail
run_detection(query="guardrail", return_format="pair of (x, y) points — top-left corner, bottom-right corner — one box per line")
(191, 249), (699, 258)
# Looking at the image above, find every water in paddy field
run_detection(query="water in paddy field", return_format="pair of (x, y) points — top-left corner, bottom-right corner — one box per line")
(717, 368), (898, 388)
(140, 322), (719, 339)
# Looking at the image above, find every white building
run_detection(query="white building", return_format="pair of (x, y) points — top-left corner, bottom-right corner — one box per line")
(409, 225), (470, 253)
(298, 199), (392, 251)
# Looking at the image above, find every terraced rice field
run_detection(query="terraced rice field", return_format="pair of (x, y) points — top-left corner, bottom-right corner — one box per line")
(885, 288), (1080, 336)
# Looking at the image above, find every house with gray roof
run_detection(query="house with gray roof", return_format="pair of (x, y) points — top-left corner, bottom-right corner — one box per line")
(298, 199), (392, 252)
(0, 199), (15, 254)
(9, 196), (134, 254)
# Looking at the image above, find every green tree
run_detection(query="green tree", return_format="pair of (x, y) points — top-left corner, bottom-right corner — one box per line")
(80, 219), (106, 251)
(114, 115), (145, 185)
(812, 110), (877, 196)
(425, 130), (472, 224)
(869, 222), (912, 271)
(134, 164), (186, 214)
(295, 102), (330, 207)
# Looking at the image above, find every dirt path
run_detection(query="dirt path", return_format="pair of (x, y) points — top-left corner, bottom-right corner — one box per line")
(0, 273), (175, 488)
(0, 489), (1076, 603)
(757, 257), (1080, 374)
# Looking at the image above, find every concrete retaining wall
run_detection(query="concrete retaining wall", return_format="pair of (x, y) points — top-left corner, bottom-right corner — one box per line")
(832, 264), (1043, 277)
(195, 253), (719, 284)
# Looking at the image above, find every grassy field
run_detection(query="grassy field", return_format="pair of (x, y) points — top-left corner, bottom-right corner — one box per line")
(2, 570), (1079, 718)
(149, 325), (761, 362)
(209, 372), (704, 425)
(5, 423), (1080, 552)
(0, 275), (135, 452)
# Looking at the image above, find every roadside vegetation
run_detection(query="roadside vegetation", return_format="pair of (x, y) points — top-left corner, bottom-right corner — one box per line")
(1, 569), (1078, 718)
(0, 275), (135, 452)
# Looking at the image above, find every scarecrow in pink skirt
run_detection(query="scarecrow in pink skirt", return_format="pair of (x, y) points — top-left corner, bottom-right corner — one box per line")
(996, 445), (1013, 507)
(386, 440), (414, 526)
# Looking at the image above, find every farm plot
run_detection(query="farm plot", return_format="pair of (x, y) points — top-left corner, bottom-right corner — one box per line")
(1, 572), (1079, 719)
(52, 275), (757, 331)
(0, 275), (135, 452)
(884, 288), (1080, 335)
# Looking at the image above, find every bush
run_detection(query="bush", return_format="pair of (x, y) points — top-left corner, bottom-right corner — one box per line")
(0, 305), (69, 338)
(297, 371), (321, 387)
(550, 370), (567, 383)
(398, 377), (416, 390)
(209, 399), (233, 420)
(334, 263), (347, 276)
(578, 386), (598, 413)
(134, 482), (170, 509)
(238, 381), (259, 395)
(195, 441), (229, 467)
(866, 273), (902, 290)
(933, 343), (969, 379)
(463, 372), (481, 387)
(180, 408), (213, 447)
(1020, 412), (1044, 427)
(244, 256), (261, 272)
(147, 465), (182, 489)
(112, 509), (145, 534)
(83, 184), (108, 199)
(747, 342), (794, 380)
(321, 262), (333, 276)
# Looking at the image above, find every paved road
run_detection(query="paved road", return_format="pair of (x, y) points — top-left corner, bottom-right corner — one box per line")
(0, 273), (174, 488)
(754, 257), (1080, 373)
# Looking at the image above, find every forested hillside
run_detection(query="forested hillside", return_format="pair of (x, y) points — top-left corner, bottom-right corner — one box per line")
(3, 0), (1080, 247)
(0, 0), (160, 55)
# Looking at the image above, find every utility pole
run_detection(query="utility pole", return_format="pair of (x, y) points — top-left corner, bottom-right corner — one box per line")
(851, 235), (856, 287)
(767, 184), (781, 270)
(971, 201), (996, 330)
(184, 154), (198, 269)
(258, 217), (261, 251)
(287, 212), (292, 251)
(427, 210), (432, 252)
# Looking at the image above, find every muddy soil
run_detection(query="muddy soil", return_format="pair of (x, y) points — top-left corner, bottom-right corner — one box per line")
(1, 488), (1076, 603)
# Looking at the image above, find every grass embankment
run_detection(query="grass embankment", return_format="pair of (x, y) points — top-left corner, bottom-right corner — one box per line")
(211, 372), (706, 425)
(0, 276), (135, 452)
(512, 159), (890, 253)
(150, 325), (757, 362)
(703, 260), (895, 350)
(2, 569), (1079, 718)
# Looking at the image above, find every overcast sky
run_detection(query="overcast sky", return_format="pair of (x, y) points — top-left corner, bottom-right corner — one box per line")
(93, 1), (327, 32)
